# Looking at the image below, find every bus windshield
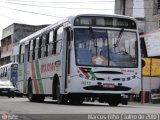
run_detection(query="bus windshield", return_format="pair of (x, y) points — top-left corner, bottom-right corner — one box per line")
(74, 28), (138, 67)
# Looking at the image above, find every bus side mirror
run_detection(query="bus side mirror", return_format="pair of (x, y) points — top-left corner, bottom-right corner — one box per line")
(142, 59), (145, 68)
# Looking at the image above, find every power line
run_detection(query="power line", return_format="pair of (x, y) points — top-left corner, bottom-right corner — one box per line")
(0, 13), (22, 23)
(2, 0), (115, 4)
(0, 1), (160, 23)
(0, 1), (114, 11)
(0, 6), (64, 18)
(0, 5), (159, 24)
(0, 1), (159, 10)
(0, 4), (160, 18)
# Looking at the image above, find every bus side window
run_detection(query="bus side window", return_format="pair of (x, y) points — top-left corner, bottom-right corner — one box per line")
(7, 68), (10, 79)
(1, 69), (2, 77)
(19, 45), (22, 63)
(19, 44), (25, 63)
(2, 69), (4, 77)
(42, 34), (49, 57)
(55, 26), (63, 54)
(41, 35), (46, 58)
(1, 68), (3, 77)
(28, 42), (30, 62)
(22, 44), (25, 63)
(35, 37), (39, 59)
(140, 37), (148, 57)
(32, 39), (36, 60)
(17, 55), (19, 63)
(29, 40), (33, 61)
(38, 37), (42, 58)
(49, 30), (54, 55)
(0, 69), (2, 77)
(45, 33), (49, 57)
(5, 67), (7, 77)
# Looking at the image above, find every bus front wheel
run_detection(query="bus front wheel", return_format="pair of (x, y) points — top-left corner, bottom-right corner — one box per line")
(56, 83), (68, 104)
(69, 95), (84, 105)
(108, 100), (120, 106)
(107, 94), (121, 106)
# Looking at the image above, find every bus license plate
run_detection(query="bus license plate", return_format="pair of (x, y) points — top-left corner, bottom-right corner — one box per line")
(103, 83), (115, 88)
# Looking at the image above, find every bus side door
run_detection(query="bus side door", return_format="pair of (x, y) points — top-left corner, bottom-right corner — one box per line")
(61, 26), (71, 93)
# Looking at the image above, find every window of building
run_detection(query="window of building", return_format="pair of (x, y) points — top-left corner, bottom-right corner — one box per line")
(154, 0), (160, 14)
(158, 0), (160, 9)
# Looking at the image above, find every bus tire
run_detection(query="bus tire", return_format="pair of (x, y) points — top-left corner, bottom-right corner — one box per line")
(36, 95), (45, 103)
(56, 83), (68, 104)
(69, 95), (84, 105)
(28, 80), (37, 102)
(107, 94), (121, 106)
(108, 100), (119, 106)
(12, 95), (15, 98)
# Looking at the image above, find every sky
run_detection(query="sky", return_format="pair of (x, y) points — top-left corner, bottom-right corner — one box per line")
(0, 0), (115, 40)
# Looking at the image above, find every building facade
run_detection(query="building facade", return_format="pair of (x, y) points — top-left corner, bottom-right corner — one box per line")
(0, 23), (48, 65)
(115, 0), (160, 98)
(115, 0), (160, 34)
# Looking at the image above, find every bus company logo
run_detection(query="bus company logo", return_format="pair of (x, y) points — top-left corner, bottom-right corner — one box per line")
(41, 62), (56, 73)
(2, 113), (8, 120)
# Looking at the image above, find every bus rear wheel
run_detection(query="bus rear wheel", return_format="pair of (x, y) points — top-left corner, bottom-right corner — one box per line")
(28, 81), (45, 102)
(28, 81), (36, 102)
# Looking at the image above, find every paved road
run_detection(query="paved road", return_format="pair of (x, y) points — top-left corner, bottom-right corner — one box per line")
(0, 96), (159, 120)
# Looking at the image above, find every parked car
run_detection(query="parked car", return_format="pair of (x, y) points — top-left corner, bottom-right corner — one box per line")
(0, 79), (15, 98)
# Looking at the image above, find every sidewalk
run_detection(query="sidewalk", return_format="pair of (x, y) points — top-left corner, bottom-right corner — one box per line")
(129, 101), (160, 107)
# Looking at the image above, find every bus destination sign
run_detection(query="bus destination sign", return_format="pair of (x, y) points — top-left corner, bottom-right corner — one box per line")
(74, 16), (137, 29)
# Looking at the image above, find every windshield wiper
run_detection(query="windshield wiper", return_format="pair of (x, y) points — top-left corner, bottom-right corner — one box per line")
(113, 28), (124, 48)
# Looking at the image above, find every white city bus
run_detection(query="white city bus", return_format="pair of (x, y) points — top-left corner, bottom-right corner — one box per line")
(0, 63), (18, 85)
(0, 63), (18, 98)
(17, 14), (142, 106)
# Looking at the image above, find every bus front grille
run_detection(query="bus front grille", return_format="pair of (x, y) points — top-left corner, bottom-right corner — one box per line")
(83, 85), (131, 91)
